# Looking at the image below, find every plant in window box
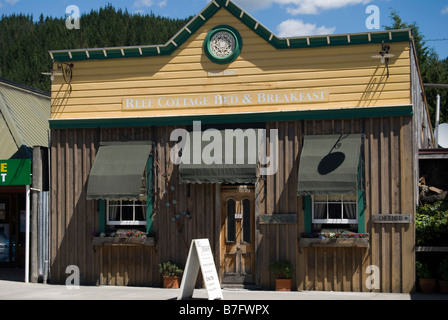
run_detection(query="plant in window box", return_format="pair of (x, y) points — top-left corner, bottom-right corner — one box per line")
(159, 261), (183, 289)
(92, 230), (155, 246)
(416, 261), (436, 293)
(299, 232), (369, 247)
(269, 260), (294, 291)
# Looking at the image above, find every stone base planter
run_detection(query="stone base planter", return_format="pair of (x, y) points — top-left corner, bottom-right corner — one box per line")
(419, 278), (437, 293)
(439, 280), (448, 293)
(275, 279), (292, 291)
(92, 237), (155, 246)
(163, 275), (181, 289)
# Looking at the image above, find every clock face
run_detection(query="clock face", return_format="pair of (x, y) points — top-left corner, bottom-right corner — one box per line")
(204, 26), (242, 64)
(209, 31), (236, 59)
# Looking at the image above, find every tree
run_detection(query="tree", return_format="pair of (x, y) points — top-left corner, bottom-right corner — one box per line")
(385, 10), (448, 129)
(0, 5), (192, 92)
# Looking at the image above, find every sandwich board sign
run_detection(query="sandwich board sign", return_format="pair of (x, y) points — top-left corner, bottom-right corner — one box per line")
(178, 238), (223, 300)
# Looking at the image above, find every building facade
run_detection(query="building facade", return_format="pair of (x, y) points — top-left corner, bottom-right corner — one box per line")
(0, 78), (50, 282)
(48, 0), (432, 292)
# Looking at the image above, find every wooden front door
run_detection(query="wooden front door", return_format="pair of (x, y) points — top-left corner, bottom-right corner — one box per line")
(220, 187), (255, 285)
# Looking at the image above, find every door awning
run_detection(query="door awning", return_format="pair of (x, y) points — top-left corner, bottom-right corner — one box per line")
(86, 141), (152, 200)
(178, 129), (259, 184)
(297, 134), (362, 195)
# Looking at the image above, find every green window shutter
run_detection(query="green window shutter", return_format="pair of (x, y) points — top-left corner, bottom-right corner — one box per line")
(146, 156), (154, 234)
(304, 195), (312, 234)
(99, 199), (106, 233)
(357, 153), (366, 234)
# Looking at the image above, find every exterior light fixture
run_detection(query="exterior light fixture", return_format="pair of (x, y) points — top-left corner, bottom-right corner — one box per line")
(371, 41), (394, 78)
(41, 62), (74, 91)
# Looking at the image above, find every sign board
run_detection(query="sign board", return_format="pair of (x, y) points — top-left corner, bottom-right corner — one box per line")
(372, 214), (412, 224)
(0, 159), (31, 186)
(122, 88), (329, 111)
(178, 238), (223, 300)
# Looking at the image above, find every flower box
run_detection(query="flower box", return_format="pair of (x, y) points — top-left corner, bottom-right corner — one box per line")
(299, 233), (370, 248)
(92, 236), (155, 246)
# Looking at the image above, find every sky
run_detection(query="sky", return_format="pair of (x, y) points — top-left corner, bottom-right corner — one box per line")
(1, 0), (448, 59)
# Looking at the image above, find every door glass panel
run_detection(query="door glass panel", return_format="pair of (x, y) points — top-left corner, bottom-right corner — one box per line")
(226, 199), (236, 242)
(0, 198), (9, 263)
(242, 198), (251, 243)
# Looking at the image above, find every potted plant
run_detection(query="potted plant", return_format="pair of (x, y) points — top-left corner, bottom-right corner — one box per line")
(270, 260), (294, 291)
(159, 261), (183, 288)
(416, 261), (436, 293)
(438, 257), (448, 294)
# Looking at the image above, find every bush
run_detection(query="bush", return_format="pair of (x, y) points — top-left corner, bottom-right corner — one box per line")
(416, 260), (433, 278)
(269, 260), (294, 279)
(439, 257), (448, 281)
(416, 201), (448, 246)
(159, 261), (183, 277)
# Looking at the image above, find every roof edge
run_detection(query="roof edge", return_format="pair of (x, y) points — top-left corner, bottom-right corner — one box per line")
(48, 0), (412, 62)
(0, 78), (50, 98)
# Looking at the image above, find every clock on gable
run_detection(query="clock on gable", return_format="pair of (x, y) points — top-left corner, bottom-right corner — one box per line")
(204, 25), (242, 64)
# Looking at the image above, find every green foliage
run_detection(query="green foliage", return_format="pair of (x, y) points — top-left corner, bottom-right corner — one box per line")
(269, 260), (294, 279)
(159, 261), (183, 277)
(439, 257), (448, 281)
(385, 10), (448, 129)
(0, 4), (192, 92)
(416, 201), (448, 246)
(416, 260), (434, 278)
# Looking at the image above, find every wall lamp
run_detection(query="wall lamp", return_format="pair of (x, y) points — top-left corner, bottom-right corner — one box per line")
(371, 41), (394, 78)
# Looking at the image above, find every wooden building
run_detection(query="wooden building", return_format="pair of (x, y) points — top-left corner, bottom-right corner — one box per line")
(48, 0), (432, 292)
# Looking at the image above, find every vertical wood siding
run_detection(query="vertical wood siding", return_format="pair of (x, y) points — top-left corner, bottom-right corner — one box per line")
(257, 117), (415, 292)
(51, 116), (415, 292)
(50, 126), (218, 286)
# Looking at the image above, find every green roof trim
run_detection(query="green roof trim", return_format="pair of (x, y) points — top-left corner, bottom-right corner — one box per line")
(48, 0), (413, 62)
(49, 105), (413, 129)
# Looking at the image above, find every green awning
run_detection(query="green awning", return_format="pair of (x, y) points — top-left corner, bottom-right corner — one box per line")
(86, 141), (152, 200)
(297, 134), (362, 195)
(178, 129), (259, 184)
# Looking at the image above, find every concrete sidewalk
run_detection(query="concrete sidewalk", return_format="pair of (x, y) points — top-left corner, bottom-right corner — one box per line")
(1, 267), (447, 300)
(0, 278), (447, 300)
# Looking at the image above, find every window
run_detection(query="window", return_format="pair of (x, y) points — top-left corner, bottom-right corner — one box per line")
(226, 198), (236, 242)
(107, 200), (147, 227)
(242, 198), (251, 243)
(312, 194), (357, 231)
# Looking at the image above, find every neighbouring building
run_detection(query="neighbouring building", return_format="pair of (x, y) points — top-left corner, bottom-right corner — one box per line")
(0, 78), (50, 282)
(48, 0), (433, 292)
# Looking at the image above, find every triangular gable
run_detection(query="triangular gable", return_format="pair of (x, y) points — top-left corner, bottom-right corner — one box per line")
(49, 0), (412, 62)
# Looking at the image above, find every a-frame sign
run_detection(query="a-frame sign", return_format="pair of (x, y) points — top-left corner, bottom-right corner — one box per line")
(178, 239), (223, 300)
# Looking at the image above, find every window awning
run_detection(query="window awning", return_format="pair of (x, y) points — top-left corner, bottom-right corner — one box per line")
(297, 134), (362, 195)
(86, 141), (152, 200)
(178, 129), (259, 184)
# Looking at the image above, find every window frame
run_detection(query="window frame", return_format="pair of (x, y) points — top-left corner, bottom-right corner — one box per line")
(106, 199), (147, 226)
(311, 194), (358, 225)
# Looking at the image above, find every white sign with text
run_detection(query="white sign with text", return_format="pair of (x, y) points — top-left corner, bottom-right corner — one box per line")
(178, 238), (223, 300)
